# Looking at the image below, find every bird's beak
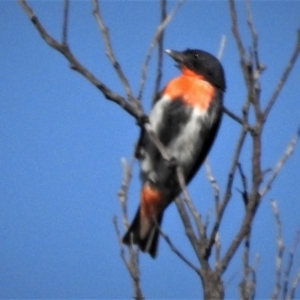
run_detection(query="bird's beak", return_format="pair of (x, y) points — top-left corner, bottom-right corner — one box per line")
(165, 49), (185, 64)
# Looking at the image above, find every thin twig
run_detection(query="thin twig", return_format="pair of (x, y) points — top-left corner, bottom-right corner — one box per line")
(239, 232), (256, 300)
(175, 197), (208, 268)
(287, 267), (300, 300)
(237, 162), (249, 206)
(92, 0), (136, 106)
(137, 0), (185, 101)
(217, 35), (227, 60)
(208, 127), (247, 258)
(18, 0), (144, 121)
(264, 29), (300, 121)
(215, 232), (221, 268)
(151, 0), (167, 104)
(245, 0), (263, 119)
(113, 217), (144, 300)
(245, 0), (264, 73)
(158, 226), (200, 275)
(176, 167), (206, 241)
(115, 155), (144, 300)
(270, 200), (285, 300)
(118, 157), (135, 229)
(62, 0), (70, 45)
(283, 230), (300, 299)
(220, 197), (258, 275)
(223, 106), (243, 126)
(205, 159), (220, 212)
(260, 128), (300, 198)
(228, 0), (246, 61)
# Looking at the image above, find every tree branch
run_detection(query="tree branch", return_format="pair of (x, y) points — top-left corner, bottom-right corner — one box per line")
(260, 127), (300, 198)
(18, 0), (144, 121)
(158, 226), (200, 275)
(92, 0), (136, 105)
(151, 0), (166, 104)
(208, 127), (247, 259)
(263, 29), (300, 121)
(137, 0), (185, 101)
(283, 230), (300, 300)
(270, 200), (285, 300)
(228, 0), (245, 59)
(62, 0), (70, 45)
(113, 217), (144, 300)
(115, 156), (144, 300)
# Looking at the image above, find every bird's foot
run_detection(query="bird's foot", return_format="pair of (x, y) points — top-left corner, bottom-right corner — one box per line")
(167, 156), (178, 170)
(137, 114), (149, 127)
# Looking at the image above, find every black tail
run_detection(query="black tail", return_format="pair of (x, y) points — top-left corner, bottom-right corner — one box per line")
(122, 206), (163, 258)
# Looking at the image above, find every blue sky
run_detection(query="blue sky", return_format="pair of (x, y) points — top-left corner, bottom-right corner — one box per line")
(1, 1), (300, 299)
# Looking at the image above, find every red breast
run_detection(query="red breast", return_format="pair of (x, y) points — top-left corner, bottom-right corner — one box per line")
(163, 66), (216, 111)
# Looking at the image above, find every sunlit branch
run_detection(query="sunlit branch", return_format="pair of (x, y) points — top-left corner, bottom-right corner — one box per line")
(62, 0), (70, 45)
(228, 0), (246, 61)
(152, 0), (167, 104)
(92, 0), (136, 106)
(137, 0), (185, 101)
(205, 160), (220, 212)
(18, 0), (143, 121)
(263, 29), (300, 121)
(270, 200), (285, 300)
(158, 226), (200, 275)
(260, 128), (300, 198)
(283, 230), (300, 299)
(208, 127), (247, 259)
(237, 162), (249, 206)
(239, 233), (256, 300)
(113, 217), (144, 300)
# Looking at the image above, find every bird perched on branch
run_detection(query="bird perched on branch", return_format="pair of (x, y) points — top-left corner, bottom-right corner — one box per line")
(123, 48), (226, 258)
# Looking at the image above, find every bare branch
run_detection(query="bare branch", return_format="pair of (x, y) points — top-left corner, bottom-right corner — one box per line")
(205, 159), (220, 212)
(18, 0), (144, 121)
(137, 0), (185, 101)
(158, 226), (200, 275)
(151, 0), (167, 104)
(19, 0), (63, 51)
(228, 0), (246, 61)
(62, 0), (70, 45)
(287, 267), (300, 300)
(92, 0), (136, 106)
(215, 232), (221, 268)
(116, 156), (143, 300)
(245, 0), (264, 73)
(244, 0), (264, 120)
(175, 197), (198, 246)
(217, 35), (227, 60)
(118, 157), (135, 229)
(220, 200), (257, 275)
(239, 233), (256, 300)
(260, 127), (300, 198)
(283, 230), (300, 299)
(222, 106), (243, 126)
(208, 127), (248, 259)
(216, 34), (254, 131)
(113, 217), (144, 300)
(237, 162), (249, 206)
(176, 167), (206, 241)
(270, 200), (285, 300)
(264, 29), (300, 121)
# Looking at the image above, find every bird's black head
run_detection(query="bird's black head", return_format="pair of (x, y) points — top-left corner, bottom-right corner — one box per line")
(165, 48), (226, 92)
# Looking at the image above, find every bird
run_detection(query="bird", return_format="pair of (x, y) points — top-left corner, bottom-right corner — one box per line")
(122, 48), (226, 258)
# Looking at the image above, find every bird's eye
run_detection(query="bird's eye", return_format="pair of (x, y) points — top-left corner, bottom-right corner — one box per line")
(194, 53), (199, 59)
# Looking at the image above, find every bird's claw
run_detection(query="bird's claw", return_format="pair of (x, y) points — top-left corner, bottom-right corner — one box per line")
(167, 156), (178, 169)
(137, 114), (149, 127)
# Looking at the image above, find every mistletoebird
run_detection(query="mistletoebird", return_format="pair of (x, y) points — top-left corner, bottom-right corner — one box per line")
(123, 49), (226, 258)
